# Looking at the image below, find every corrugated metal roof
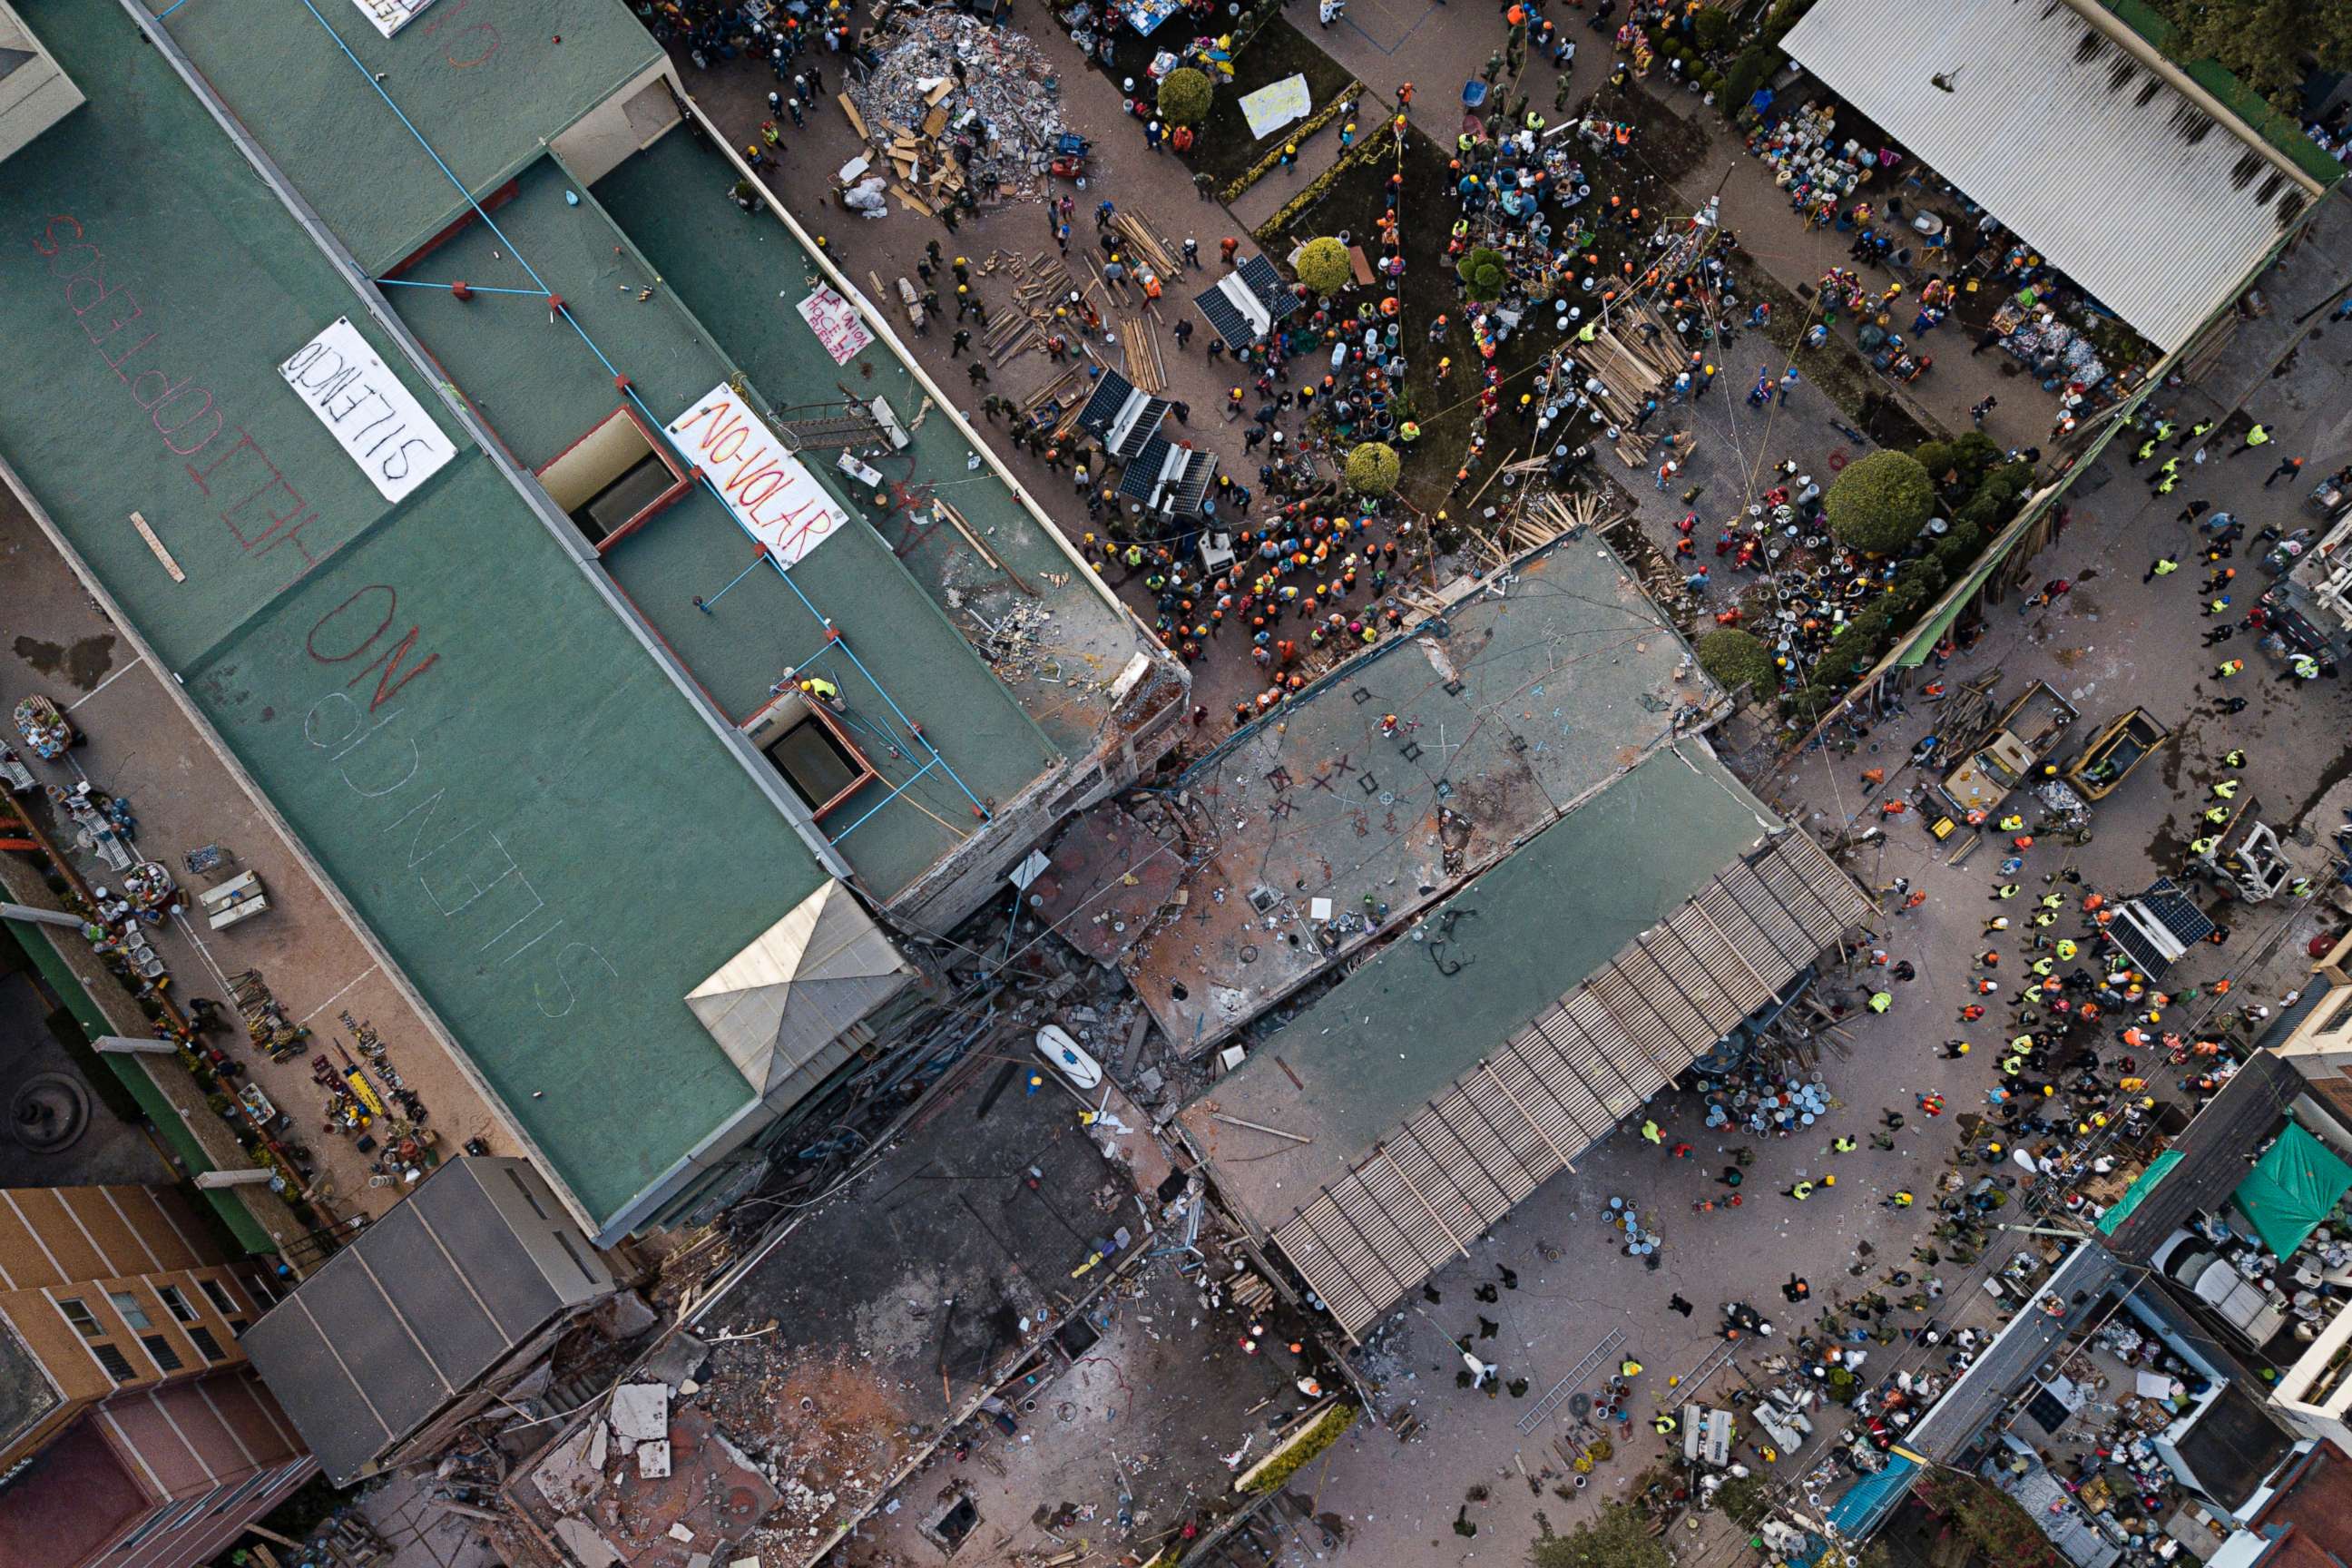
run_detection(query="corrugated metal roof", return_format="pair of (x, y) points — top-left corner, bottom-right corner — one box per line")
(1269, 831), (1869, 1337)
(2097, 1049), (2306, 1260)
(240, 1159), (615, 1484)
(1780, 0), (2318, 351)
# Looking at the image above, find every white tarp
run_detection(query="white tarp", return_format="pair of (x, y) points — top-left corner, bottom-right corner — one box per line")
(797, 288), (874, 367)
(278, 318), (456, 504)
(1239, 74), (1312, 140)
(664, 384), (850, 568)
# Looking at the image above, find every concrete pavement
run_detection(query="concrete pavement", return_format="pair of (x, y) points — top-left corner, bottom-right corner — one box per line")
(0, 485), (524, 1232)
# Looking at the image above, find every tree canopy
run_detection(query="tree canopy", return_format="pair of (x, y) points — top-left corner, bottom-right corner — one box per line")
(1345, 441), (1401, 496)
(2146, 0), (2352, 112)
(1297, 237), (1352, 296)
(1157, 67), (1214, 126)
(1695, 629), (1778, 698)
(1529, 1503), (1671, 1568)
(1823, 450), (1935, 555)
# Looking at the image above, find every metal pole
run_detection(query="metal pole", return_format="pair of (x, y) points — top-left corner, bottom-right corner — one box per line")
(0, 902), (83, 930)
(93, 1036), (178, 1056)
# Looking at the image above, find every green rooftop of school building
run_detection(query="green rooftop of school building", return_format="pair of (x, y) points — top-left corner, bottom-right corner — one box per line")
(0, 0), (1161, 1241)
(158, 0), (668, 274)
(1182, 742), (1781, 1235)
(379, 153), (1065, 893)
(0, 0), (828, 1236)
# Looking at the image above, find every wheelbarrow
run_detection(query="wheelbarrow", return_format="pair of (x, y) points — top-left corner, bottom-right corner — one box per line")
(1054, 132), (1092, 157)
(1050, 153), (1087, 180)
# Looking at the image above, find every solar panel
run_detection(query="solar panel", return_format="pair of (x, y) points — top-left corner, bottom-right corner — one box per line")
(2139, 877), (2216, 946)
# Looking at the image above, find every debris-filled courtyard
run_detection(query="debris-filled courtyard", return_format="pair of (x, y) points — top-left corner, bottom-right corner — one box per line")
(10, 1), (2352, 1567)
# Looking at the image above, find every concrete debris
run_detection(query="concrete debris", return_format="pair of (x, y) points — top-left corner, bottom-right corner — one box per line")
(611, 1382), (671, 1444)
(532, 1422), (606, 1512)
(638, 1439), (672, 1479)
(847, 9), (1068, 210)
(553, 1516), (623, 1568)
(587, 1289), (661, 1342)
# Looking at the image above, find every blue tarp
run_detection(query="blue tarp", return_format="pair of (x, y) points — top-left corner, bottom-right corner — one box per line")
(1826, 1452), (1920, 1539)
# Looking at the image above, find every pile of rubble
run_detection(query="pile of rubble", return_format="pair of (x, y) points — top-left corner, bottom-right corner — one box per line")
(845, 8), (1069, 214)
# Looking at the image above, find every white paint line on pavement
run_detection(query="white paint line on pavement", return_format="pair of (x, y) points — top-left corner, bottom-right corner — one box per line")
(62, 653), (149, 712)
(172, 908), (236, 996)
(299, 964), (379, 1026)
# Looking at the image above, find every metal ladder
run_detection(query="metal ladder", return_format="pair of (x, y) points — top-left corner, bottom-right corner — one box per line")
(1518, 1328), (1625, 1435)
(772, 407), (885, 451)
(1677, 1333), (1741, 1396)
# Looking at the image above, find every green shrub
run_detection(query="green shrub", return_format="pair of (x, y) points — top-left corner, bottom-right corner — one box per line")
(1691, 8), (1734, 52)
(1296, 236), (1351, 296)
(1696, 629), (1778, 698)
(1345, 441), (1402, 496)
(1933, 521), (1986, 576)
(1824, 450), (1935, 554)
(1238, 1404), (1357, 1494)
(1456, 246), (1509, 301)
(1722, 47), (1781, 113)
(1158, 67), (1213, 127)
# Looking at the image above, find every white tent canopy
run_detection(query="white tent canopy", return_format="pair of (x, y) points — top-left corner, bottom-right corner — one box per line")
(1780, 0), (2326, 352)
(687, 881), (914, 1101)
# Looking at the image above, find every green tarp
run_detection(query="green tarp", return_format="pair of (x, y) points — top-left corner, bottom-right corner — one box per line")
(2098, 1149), (2185, 1235)
(2234, 1122), (2352, 1259)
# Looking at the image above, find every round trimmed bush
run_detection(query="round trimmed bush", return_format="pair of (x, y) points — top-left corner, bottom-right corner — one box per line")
(1296, 237), (1351, 296)
(1824, 449), (1935, 554)
(1157, 67), (1213, 127)
(1456, 246), (1509, 302)
(1695, 629), (1778, 697)
(1345, 441), (1401, 496)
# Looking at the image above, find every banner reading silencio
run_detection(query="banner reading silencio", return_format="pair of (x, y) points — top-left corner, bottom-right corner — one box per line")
(277, 318), (456, 505)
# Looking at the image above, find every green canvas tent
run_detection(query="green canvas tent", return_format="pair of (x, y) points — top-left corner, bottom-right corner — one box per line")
(2233, 1122), (2352, 1259)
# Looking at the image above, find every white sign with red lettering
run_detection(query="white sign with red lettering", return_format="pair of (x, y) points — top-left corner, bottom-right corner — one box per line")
(665, 385), (851, 568)
(797, 288), (874, 367)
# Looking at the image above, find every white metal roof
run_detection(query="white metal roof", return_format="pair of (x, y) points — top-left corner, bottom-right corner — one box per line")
(686, 881), (914, 1099)
(1781, 0), (2318, 351)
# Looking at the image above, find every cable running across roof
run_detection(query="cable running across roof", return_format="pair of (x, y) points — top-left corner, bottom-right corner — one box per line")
(259, 0), (995, 824)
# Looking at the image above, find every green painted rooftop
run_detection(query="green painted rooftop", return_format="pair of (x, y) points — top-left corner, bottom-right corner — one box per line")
(154, 0), (664, 273)
(1181, 740), (1779, 1237)
(385, 151), (1067, 896)
(0, 0), (827, 1234)
(593, 131), (1161, 762)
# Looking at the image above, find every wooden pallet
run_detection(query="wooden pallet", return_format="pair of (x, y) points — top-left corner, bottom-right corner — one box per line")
(1121, 318), (1165, 393)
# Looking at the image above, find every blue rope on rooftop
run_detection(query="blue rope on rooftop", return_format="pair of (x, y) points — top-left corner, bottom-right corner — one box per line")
(284, 0), (994, 828)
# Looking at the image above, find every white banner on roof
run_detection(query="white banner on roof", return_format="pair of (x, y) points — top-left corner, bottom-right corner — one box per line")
(278, 317), (456, 505)
(665, 384), (851, 569)
(798, 288), (874, 367)
(348, 0), (438, 39)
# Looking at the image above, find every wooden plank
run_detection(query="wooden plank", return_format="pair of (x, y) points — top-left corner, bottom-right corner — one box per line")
(890, 183), (936, 218)
(1347, 244), (1376, 287)
(127, 511), (186, 583)
(837, 93), (867, 140)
